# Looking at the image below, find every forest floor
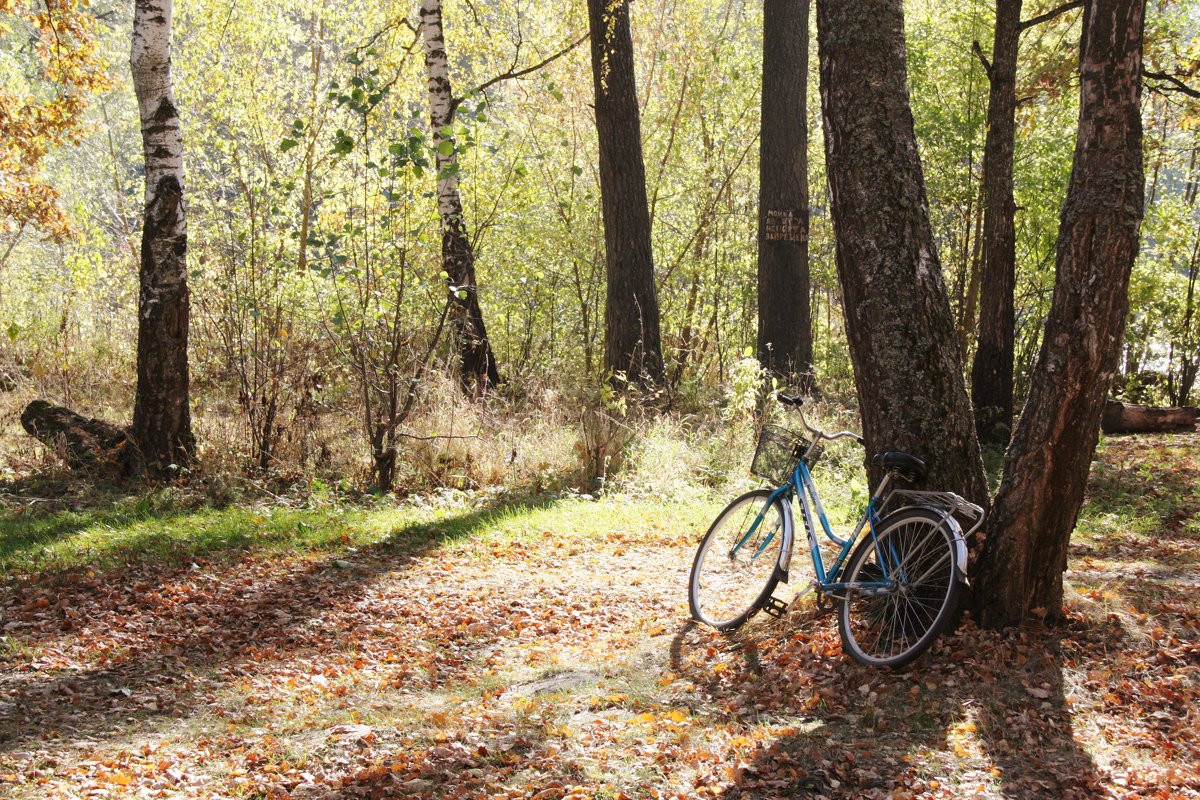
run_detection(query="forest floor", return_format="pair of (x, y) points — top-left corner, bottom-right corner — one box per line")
(0, 434), (1197, 799)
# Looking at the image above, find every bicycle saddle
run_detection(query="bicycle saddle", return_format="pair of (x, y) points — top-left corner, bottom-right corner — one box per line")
(873, 451), (927, 482)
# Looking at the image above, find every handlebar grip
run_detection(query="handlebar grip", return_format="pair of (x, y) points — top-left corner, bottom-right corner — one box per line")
(777, 393), (804, 407)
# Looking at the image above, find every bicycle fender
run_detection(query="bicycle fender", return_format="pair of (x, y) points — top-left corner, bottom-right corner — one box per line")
(884, 505), (970, 586)
(944, 514), (970, 586)
(773, 497), (796, 585)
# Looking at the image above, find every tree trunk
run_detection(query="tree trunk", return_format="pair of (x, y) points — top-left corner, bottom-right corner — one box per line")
(971, 0), (1146, 629)
(1101, 399), (1197, 434)
(816, 0), (988, 506)
(588, 0), (665, 388)
(131, 0), (196, 474)
(970, 0), (1023, 446)
(757, 0), (813, 388)
(419, 0), (501, 393)
(21, 400), (137, 476)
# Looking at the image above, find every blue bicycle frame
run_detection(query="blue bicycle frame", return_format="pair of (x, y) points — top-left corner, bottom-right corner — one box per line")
(732, 456), (899, 595)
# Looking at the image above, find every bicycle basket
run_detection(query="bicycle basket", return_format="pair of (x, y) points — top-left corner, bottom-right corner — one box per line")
(751, 425), (816, 483)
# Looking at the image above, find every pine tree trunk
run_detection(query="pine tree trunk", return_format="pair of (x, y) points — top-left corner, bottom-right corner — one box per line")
(419, 0), (501, 392)
(130, 0), (195, 474)
(971, 0), (1146, 629)
(816, 0), (988, 505)
(588, 0), (665, 388)
(970, 0), (1023, 445)
(757, 0), (813, 388)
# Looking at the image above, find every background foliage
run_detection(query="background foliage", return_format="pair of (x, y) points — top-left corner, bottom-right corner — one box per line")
(0, 0), (1197, 489)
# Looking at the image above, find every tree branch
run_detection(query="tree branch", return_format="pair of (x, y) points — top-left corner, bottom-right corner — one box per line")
(1143, 69), (1200, 99)
(1019, 0), (1083, 31)
(454, 31), (590, 106)
(971, 40), (993, 81)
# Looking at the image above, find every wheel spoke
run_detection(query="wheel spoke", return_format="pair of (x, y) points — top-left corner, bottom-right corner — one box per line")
(838, 511), (960, 667)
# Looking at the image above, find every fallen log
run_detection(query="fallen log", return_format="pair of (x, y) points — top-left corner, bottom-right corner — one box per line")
(1101, 399), (1200, 434)
(20, 400), (138, 475)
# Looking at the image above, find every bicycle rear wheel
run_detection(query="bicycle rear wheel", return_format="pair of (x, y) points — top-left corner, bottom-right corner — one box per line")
(689, 489), (789, 631)
(837, 508), (961, 668)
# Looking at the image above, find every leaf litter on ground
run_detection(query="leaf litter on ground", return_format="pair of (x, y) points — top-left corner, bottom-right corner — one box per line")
(0, 434), (1197, 798)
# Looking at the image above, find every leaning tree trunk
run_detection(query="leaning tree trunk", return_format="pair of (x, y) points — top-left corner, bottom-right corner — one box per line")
(757, 0), (813, 388)
(971, 0), (1146, 629)
(21, 400), (138, 476)
(419, 0), (501, 392)
(131, 0), (195, 474)
(970, 0), (1022, 445)
(587, 0), (665, 388)
(816, 0), (988, 506)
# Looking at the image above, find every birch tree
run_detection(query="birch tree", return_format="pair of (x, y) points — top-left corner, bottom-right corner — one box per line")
(419, 0), (501, 392)
(131, 0), (195, 472)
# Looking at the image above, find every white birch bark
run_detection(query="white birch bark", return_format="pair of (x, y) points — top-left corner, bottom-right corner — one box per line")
(131, 0), (184, 240)
(419, 0), (464, 221)
(419, 0), (500, 389)
(130, 0), (195, 469)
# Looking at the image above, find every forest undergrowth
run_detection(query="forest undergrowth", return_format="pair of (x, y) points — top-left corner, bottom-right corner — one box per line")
(0, 427), (1196, 799)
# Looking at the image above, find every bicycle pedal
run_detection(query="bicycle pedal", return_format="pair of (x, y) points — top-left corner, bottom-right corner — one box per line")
(761, 596), (789, 619)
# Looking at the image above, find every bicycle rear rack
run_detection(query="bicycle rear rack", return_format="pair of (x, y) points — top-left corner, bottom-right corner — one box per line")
(882, 489), (985, 540)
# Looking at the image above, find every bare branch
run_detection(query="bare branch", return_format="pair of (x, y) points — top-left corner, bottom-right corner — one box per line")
(1143, 69), (1200, 99)
(1019, 0), (1083, 31)
(395, 432), (481, 441)
(455, 31), (590, 106)
(971, 39), (993, 81)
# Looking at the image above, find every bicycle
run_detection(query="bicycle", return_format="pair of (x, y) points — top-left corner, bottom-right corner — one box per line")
(687, 393), (984, 668)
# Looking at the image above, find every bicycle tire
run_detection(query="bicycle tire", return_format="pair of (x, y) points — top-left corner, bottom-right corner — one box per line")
(689, 489), (790, 631)
(837, 507), (961, 668)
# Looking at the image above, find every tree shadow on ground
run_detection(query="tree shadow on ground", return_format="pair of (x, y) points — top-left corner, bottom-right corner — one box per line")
(0, 495), (562, 755)
(669, 610), (1110, 799)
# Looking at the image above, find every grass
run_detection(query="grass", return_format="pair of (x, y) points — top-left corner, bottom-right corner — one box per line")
(0, 485), (723, 580)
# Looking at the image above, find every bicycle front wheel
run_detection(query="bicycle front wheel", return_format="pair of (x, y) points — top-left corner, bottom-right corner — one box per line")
(837, 508), (961, 668)
(689, 489), (789, 631)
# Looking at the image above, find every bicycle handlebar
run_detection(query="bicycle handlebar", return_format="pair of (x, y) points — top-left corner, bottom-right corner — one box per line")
(777, 393), (865, 446)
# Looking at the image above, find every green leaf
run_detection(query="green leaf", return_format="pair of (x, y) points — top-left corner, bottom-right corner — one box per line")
(437, 140), (455, 157)
(571, 165), (583, 176)
(280, 138), (298, 152)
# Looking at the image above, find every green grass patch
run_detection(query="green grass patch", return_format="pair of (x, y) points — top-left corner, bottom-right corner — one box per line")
(0, 490), (724, 579)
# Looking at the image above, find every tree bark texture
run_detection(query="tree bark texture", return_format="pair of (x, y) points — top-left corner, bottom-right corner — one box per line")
(21, 400), (137, 476)
(420, 0), (501, 392)
(1101, 399), (1196, 433)
(588, 0), (665, 388)
(131, 0), (196, 473)
(816, 0), (988, 506)
(970, 0), (1023, 445)
(757, 0), (813, 387)
(971, 0), (1146, 629)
